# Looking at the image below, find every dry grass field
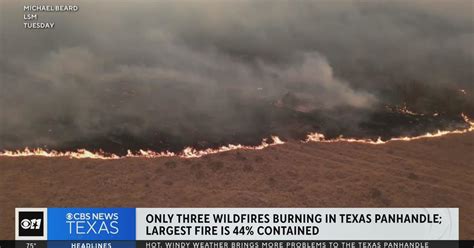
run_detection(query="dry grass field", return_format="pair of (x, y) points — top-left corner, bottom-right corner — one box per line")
(1, 133), (473, 239)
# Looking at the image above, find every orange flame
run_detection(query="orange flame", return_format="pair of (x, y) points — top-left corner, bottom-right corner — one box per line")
(0, 148), (121, 160)
(385, 103), (423, 116)
(305, 114), (474, 144)
(0, 136), (284, 159)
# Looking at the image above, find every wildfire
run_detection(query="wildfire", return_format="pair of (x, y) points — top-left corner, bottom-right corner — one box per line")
(1, 115), (472, 159)
(386, 103), (423, 116)
(0, 136), (284, 160)
(305, 114), (474, 144)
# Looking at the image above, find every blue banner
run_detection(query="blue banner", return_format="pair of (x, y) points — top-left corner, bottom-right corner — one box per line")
(47, 208), (135, 240)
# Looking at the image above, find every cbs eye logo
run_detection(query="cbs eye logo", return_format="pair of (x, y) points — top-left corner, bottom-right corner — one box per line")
(21, 218), (42, 230)
(17, 211), (44, 237)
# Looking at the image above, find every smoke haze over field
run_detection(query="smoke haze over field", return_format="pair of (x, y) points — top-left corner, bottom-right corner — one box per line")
(0, 0), (473, 153)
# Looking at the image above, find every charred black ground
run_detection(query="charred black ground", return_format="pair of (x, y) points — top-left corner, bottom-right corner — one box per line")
(0, 114), (470, 156)
(1, 87), (471, 156)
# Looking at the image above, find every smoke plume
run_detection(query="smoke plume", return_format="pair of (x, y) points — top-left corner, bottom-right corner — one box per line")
(1, 0), (472, 153)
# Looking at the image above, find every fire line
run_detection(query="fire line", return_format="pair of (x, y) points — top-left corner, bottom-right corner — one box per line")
(1, 115), (473, 160)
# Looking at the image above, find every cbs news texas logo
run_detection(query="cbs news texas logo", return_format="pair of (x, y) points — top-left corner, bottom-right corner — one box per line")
(16, 208), (121, 239)
(47, 208), (135, 240)
(66, 211), (119, 235)
(15, 208), (47, 240)
(15, 208), (135, 240)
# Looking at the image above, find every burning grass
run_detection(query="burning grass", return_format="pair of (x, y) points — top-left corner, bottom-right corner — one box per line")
(1, 114), (472, 160)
